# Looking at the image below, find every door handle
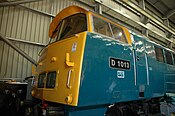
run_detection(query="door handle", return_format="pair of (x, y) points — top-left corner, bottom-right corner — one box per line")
(66, 53), (74, 67)
(136, 56), (139, 61)
(67, 69), (72, 89)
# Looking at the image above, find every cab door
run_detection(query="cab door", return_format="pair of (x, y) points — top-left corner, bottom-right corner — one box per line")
(133, 35), (149, 97)
(42, 13), (87, 106)
(43, 32), (87, 106)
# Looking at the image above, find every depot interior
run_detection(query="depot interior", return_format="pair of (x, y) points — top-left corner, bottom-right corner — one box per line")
(0, 0), (175, 116)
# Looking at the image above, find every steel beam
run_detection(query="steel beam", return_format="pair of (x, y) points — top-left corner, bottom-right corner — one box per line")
(1, 0), (55, 17)
(18, 5), (55, 18)
(95, 4), (102, 14)
(163, 19), (170, 27)
(167, 41), (173, 49)
(95, 0), (175, 44)
(138, 0), (149, 37)
(114, 0), (175, 35)
(142, 28), (148, 37)
(76, 0), (96, 8)
(0, 0), (43, 7)
(138, 0), (145, 10)
(6, 37), (46, 46)
(164, 8), (175, 18)
(0, 33), (37, 66)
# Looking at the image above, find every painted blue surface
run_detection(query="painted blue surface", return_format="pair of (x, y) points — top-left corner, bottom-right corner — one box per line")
(65, 32), (175, 115)
(145, 40), (166, 97)
(133, 35), (150, 98)
(78, 33), (138, 107)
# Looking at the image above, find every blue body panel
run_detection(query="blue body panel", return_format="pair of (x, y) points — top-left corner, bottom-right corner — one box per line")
(66, 33), (175, 115)
(144, 39), (166, 97)
(78, 33), (144, 107)
(77, 33), (175, 106)
(133, 35), (150, 98)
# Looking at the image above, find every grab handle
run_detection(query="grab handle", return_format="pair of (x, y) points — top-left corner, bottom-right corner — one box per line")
(67, 69), (72, 89)
(66, 53), (74, 67)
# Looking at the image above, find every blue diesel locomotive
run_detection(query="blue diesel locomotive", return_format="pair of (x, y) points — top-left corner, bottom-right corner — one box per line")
(30, 6), (175, 116)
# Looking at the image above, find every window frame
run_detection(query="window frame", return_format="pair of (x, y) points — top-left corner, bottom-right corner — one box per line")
(165, 50), (173, 65)
(110, 23), (127, 43)
(173, 53), (175, 65)
(92, 14), (128, 44)
(46, 71), (57, 88)
(49, 13), (87, 44)
(154, 46), (165, 63)
(49, 22), (62, 44)
(92, 16), (113, 38)
(37, 73), (46, 88)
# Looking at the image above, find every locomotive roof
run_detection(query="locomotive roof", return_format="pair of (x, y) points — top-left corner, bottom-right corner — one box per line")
(49, 6), (89, 38)
(131, 31), (175, 53)
(49, 5), (132, 44)
(49, 6), (174, 53)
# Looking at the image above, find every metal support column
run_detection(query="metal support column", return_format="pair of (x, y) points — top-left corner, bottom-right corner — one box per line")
(163, 19), (173, 48)
(95, 3), (102, 14)
(139, 0), (149, 37)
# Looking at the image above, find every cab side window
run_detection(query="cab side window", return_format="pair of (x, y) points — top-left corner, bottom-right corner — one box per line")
(93, 16), (127, 43)
(154, 46), (164, 63)
(165, 50), (173, 65)
(93, 16), (112, 37)
(110, 24), (127, 43)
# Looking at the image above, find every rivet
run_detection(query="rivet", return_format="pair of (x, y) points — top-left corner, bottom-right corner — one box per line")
(51, 57), (57, 62)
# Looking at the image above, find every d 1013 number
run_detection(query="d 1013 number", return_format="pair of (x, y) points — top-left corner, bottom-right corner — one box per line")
(109, 57), (130, 70)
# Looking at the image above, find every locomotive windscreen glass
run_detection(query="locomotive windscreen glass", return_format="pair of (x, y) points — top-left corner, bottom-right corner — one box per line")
(49, 23), (62, 44)
(59, 13), (87, 40)
(46, 71), (56, 88)
(50, 13), (87, 42)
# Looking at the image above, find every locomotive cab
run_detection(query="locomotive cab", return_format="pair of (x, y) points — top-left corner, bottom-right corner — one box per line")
(32, 6), (90, 106)
(32, 5), (132, 107)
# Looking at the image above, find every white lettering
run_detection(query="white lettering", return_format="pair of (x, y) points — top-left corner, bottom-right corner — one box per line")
(121, 61), (124, 67)
(117, 61), (120, 67)
(117, 71), (125, 78)
(111, 59), (116, 66)
(127, 62), (129, 68)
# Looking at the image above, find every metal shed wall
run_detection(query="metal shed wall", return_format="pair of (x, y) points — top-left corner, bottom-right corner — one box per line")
(0, 0), (85, 79)
(0, 0), (175, 79)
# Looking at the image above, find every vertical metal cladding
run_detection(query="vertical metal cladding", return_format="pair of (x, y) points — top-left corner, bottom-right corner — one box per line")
(0, 0), (87, 79)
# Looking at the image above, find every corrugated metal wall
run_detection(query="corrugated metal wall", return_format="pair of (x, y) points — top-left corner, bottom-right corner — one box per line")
(0, 0), (88, 79)
(1, 0), (174, 79)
